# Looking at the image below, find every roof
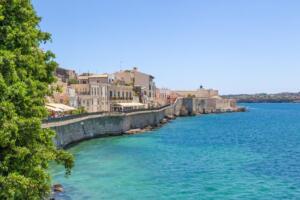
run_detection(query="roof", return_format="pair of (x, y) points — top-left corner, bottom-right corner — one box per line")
(78, 76), (89, 80)
(89, 74), (108, 78)
(211, 96), (222, 99)
(46, 105), (63, 112)
(78, 74), (108, 80)
(46, 103), (76, 112)
(113, 102), (145, 107)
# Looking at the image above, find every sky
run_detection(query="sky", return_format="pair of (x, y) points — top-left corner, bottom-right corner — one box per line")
(32, 0), (300, 94)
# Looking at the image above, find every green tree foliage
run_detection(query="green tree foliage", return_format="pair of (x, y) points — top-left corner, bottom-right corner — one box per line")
(0, 1), (74, 199)
(67, 78), (78, 85)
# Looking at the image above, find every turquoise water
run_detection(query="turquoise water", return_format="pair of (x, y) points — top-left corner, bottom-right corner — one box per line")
(51, 104), (300, 199)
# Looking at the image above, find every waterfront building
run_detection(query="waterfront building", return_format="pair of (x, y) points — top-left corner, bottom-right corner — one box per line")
(155, 88), (172, 106)
(175, 88), (219, 98)
(67, 87), (78, 108)
(71, 74), (138, 112)
(78, 73), (114, 84)
(71, 82), (110, 113)
(114, 67), (156, 106)
(50, 78), (69, 104)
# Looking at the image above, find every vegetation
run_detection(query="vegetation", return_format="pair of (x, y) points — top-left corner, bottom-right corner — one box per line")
(68, 78), (78, 85)
(224, 92), (300, 103)
(71, 106), (86, 115)
(187, 94), (196, 98)
(0, 1), (74, 199)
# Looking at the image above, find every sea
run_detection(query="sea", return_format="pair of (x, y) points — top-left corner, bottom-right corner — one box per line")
(51, 103), (300, 200)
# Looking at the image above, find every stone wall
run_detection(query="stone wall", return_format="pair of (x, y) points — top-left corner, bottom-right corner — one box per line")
(49, 99), (183, 148)
(47, 97), (237, 148)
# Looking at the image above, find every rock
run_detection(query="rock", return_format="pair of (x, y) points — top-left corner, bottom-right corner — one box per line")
(160, 118), (168, 124)
(166, 115), (175, 120)
(144, 125), (153, 131)
(125, 128), (142, 134)
(53, 184), (64, 193)
(179, 106), (189, 116)
(237, 107), (246, 112)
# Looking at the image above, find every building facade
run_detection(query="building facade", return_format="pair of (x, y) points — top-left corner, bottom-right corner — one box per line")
(175, 88), (219, 98)
(71, 74), (136, 112)
(114, 67), (156, 105)
(155, 88), (172, 106)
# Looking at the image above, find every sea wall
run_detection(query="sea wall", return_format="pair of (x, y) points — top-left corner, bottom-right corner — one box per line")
(44, 97), (239, 148)
(46, 98), (183, 148)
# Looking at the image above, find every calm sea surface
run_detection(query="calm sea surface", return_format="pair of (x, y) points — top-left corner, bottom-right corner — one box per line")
(51, 103), (300, 199)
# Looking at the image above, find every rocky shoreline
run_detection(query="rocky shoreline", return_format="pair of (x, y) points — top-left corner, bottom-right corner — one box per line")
(124, 107), (246, 134)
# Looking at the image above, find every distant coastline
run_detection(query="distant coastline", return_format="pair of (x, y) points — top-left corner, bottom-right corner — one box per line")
(223, 92), (300, 103)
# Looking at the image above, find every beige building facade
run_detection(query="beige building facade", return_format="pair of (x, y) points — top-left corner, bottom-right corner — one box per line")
(71, 74), (136, 112)
(175, 88), (219, 98)
(155, 88), (172, 106)
(114, 67), (156, 103)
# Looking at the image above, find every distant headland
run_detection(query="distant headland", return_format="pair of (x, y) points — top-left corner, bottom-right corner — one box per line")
(223, 92), (300, 103)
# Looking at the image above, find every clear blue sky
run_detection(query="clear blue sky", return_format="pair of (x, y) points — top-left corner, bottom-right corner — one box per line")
(32, 0), (300, 94)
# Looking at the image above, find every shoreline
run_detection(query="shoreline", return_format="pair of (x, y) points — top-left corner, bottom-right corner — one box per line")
(50, 108), (245, 199)
(45, 97), (245, 149)
(61, 108), (246, 150)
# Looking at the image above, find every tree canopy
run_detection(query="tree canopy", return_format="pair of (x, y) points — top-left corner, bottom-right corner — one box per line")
(0, 0), (74, 199)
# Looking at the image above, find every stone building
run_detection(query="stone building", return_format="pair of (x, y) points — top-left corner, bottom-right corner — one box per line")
(175, 88), (219, 98)
(71, 74), (136, 112)
(155, 88), (172, 106)
(71, 83), (110, 113)
(55, 67), (77, 83)
(50, 78), (69, 104)
(114, 67), (156, 105)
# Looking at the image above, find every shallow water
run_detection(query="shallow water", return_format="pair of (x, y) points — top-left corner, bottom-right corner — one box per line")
(51, 103), (300, 199)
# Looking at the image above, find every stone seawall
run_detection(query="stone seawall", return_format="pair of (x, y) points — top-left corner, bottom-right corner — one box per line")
(44, 97), (241, 148)
(44, 98), (183, 148)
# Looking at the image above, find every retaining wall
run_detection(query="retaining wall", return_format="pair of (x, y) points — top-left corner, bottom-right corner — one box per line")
(45, 97), (237, 148)
(47, 98), (183, 148)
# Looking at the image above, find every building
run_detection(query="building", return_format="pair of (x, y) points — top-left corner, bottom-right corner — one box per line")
(114, 67), (156, 105)
(78, 74), (114, 84)
(55, 67), (77, 83)
(71, 82), (110, 113)
(50, 78), (69, 104)
(71, 74), (137, 113)
(175, 88), (219, 98)
(155, 88), (172, 106)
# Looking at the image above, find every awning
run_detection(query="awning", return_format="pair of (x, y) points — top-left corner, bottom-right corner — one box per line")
(46, 103), (76, 112)
(45, 105), (63, 112)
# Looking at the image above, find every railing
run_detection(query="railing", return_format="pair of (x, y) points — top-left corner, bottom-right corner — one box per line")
(119, 104), (171, 113)
(42, 104), (173, 123)
(43, 111), (108, 123)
